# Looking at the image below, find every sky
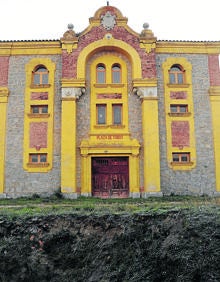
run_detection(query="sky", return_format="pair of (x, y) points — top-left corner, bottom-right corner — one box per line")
(1, 0), (220, 41)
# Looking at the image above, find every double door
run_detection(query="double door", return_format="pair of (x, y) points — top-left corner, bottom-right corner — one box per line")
(92, 157), (129, 198)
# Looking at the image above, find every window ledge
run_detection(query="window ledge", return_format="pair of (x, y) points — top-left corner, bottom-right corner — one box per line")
(94, 125), (125, 129)
(168, 112), (191, 117)
(171, 161), (194, 166)
(27, 113), (50, 118)
(30, 84), (51, 89)
(109, 125), (125, 129)
(94, 83), (124, 88)
(27, 162), (50, 168)
(167, 83), (190, 88)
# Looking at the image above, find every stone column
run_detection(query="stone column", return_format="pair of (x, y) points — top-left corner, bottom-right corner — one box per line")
(61, 87), (84, 198)
(135, 86), (162, 197)
(0, 88), (9, 196)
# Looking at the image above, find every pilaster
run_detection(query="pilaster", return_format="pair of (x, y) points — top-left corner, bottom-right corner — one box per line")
(133, 82), (161, 195)
(61, 86), (85, 197)
(0, 87), (9, 194)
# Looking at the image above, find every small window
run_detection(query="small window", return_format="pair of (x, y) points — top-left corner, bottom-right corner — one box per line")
(170, 104), (188, 113)
(97, 104), (106, 124)
(169, 64), (185, 84)
(31, 105), (48, 114)
(112, 104), (122, 125)
(172, 152), (190, 163)
(33, 66), (49, 85)
(96, 64), (106, 83)
(112, 64), (121, 83)
(29, 153), (47, 163)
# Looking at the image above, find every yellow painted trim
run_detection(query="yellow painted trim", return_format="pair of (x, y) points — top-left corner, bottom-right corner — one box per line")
(23, 58), (55, 172)
(90, 54), (129, 135)
(162, 57), (196, 170)
(209, 87), (220, 191)
(142, 98), (161, 192)
(0, 41), (61, 56)
(77, 36), (142, 80)
(156, 41), (220, 54)
(61, 99), (77, 193)
(0, 87), (9, 193)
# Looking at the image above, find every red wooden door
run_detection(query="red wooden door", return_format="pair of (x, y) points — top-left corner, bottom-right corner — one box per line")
(92, 157), (129, 198)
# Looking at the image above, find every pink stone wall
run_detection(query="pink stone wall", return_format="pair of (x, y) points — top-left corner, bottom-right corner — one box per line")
(29, 122), (48, 148)
(0, 56), (9, 86)
(170, 91), (187, 99)
(31, 92), (48, 100)
(171, 121), (189, 147)
(208, 55), (220, 86)
(62, 26), (156, 79)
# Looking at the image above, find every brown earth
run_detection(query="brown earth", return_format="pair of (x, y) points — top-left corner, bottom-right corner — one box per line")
(0, 210), (220, 281)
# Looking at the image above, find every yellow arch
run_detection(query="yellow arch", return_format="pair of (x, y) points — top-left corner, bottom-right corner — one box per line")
(77, 36), (142, 79)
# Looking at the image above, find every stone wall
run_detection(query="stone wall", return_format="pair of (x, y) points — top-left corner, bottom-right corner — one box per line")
(5, 55), (62, 197)
(157, 53), (216, 195)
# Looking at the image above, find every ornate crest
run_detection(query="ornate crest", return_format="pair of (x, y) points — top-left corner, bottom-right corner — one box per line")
(101, 11), (116, 30)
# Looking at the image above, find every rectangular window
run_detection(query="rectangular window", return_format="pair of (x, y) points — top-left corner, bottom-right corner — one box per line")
(97, 104), (106, 124)
(29, 153), (47, 163)
(170, 104), (188, 113)
(113, 104), (122, 125)
(31, 105), (48, 114)
(172, 152), (190, 163)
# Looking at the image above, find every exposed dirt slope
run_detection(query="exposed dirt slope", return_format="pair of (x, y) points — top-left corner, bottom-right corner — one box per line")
(0, 210), (220, 281)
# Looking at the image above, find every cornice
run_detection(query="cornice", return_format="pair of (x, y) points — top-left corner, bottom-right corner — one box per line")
(156, 40), (220, 54)
(0, 41), (61, 55)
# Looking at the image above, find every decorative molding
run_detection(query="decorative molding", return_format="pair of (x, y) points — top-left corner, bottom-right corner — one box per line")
(61, 87), (86, 100)
(133, 86), (158, 99)
(101, 11), (116, 30)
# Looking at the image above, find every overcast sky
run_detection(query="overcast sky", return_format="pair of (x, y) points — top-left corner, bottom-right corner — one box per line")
(1, 0), (220, 41)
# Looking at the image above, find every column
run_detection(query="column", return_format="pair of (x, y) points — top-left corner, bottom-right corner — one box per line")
(0, 88), (9, 195)
(61, 87), (83, 198)
(136, 86), (161, 197)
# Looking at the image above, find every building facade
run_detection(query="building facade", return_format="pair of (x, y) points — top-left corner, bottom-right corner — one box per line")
(0, 5), (220, 198)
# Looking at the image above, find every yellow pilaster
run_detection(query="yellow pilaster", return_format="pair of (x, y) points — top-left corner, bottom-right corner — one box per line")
(61, 98), (77, 194)
(129, 154), (140, 195)
(133, 82), (161, 194)
(142, 97), (161, 193)
(209, 86), (220, 192)
(61, 86), (85, 196)
(0, 87), (9, 194)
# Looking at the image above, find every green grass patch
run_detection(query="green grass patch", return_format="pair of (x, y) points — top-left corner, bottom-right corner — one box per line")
(0, 195), (219, 218)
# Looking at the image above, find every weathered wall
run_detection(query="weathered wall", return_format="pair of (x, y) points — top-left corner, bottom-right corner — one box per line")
(157, 53), (216, 195)
(5, 55), (62, 197)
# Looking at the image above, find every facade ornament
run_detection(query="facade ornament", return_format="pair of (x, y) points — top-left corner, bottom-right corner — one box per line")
(61, 24), (78, 54)
(62, 87), (86, 100)
(140, 23), (157, 53)
(101, 11), (116, 30)
(133, 87), (158, 99)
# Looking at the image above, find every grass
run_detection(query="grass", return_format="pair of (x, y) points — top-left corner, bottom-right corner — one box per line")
(0, 195), (220, 217)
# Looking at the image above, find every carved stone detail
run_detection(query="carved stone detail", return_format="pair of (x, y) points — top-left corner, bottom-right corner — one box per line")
(101, 11), (116, 30)
(61, 87), (86, 100)
(133, 87), (158, 99)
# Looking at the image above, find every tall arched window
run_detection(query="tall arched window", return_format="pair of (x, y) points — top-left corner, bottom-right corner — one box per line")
(169, 64), (185, 84)
(112, 64), (121, 83)
(33, 65), (49, 85)
(96, 64), (106, 83)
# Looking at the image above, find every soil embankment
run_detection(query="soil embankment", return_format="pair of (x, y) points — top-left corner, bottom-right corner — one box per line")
(0, 210), (220, 281)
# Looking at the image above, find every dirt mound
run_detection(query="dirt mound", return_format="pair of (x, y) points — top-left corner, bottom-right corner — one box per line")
(0, 210), (220, 281)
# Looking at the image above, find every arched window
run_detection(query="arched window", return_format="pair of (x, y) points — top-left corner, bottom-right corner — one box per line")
(33, 65), (49, 85)
(96, 64), (106, 83)
(169, 64), (185, 84)
(112, 64), (121, 83)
